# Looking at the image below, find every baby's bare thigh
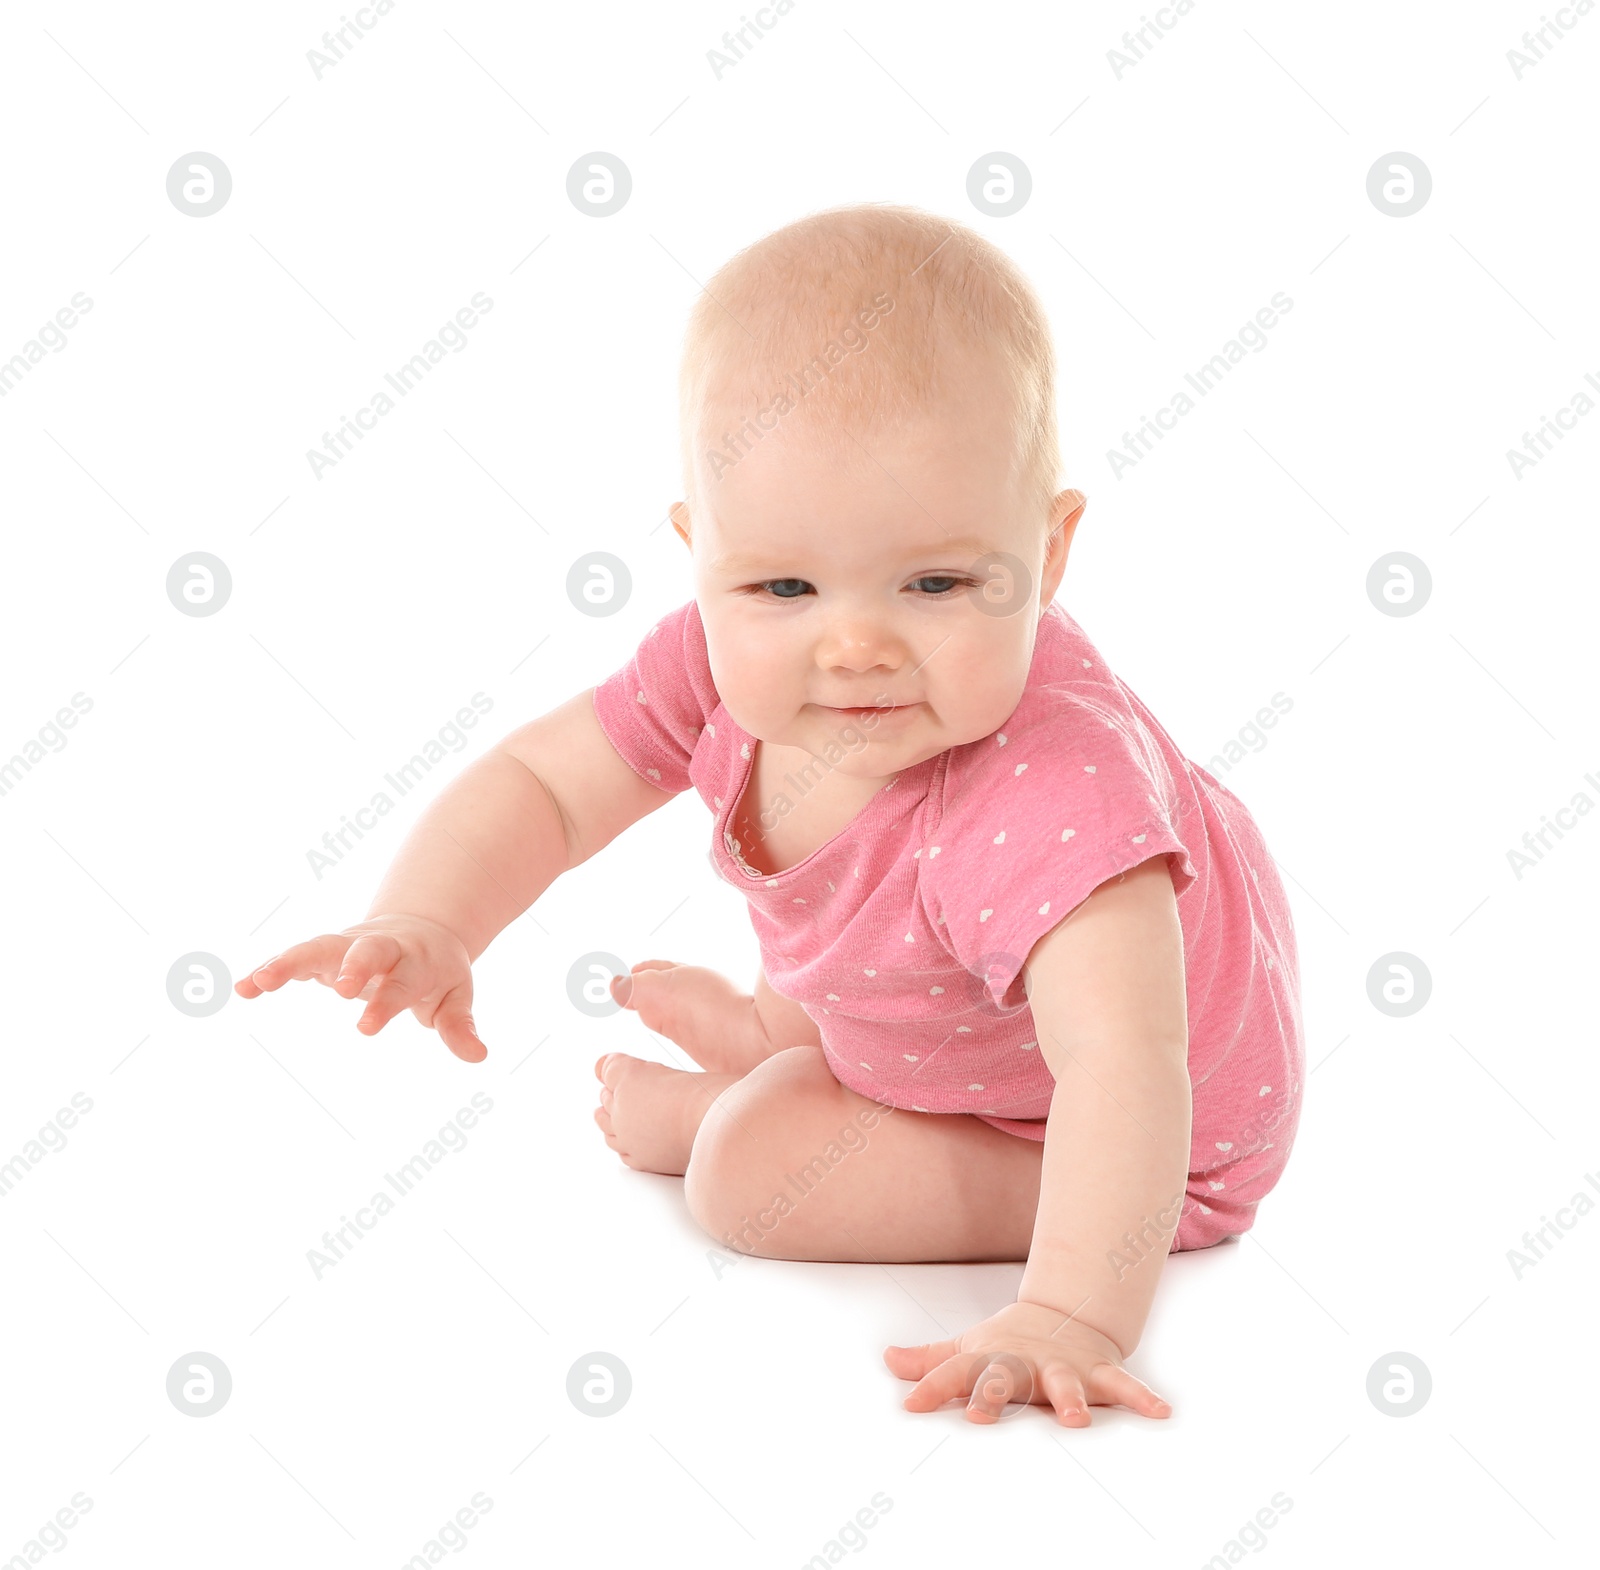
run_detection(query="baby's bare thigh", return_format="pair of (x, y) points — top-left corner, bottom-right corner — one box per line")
(686, 1044), (1046, 1264)
(753, 965), (824, 1050)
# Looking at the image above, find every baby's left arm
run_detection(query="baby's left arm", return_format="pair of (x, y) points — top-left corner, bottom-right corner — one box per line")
(885, 856), (1191, 1425)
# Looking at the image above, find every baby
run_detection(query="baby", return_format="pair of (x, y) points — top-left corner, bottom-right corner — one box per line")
(237, 204), (1304, 1427)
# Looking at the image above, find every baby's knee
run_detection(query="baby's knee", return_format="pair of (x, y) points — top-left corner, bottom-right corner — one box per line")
(683, 1046), (837, 1252)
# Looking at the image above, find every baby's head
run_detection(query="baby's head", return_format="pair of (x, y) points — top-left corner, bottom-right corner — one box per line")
(670, 204), (1086, 779)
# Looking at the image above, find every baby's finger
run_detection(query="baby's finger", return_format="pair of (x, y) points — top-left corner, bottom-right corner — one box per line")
(235, 952), (291, 996)
(334, 933), (402, 999)
(966, 1357), (1031, 1423)
(234, 967), (269, 999)
(882, 1337), (960, 1383)
(897, 1352), (977, 1412)
(433, 983), (488, 1064)
(1040, 1365), (1091, 1427)
(240, 936), (344, 994)
(356, 975), (415, 1036)
(1088, 1362), (1172, 1418)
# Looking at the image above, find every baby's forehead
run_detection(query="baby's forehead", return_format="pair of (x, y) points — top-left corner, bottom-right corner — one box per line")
(700, 431), (1020, 561)
(699, 328), (1017, 449)
(703, 509), (1007, 575)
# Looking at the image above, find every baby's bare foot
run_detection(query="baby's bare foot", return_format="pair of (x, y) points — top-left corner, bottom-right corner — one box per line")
(593, 1053), (739, 1176)
(609, 960), (775, 1075)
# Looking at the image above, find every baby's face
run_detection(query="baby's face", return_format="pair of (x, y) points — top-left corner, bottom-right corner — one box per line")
(677, 354), (1075, 781)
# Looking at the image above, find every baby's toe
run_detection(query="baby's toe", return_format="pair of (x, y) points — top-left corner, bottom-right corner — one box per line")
(597, 1051), (641, 1091)
(593, 1103), (627, 1155)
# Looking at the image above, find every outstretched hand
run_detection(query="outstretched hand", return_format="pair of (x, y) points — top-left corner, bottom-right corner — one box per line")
(234, 913), (489, 1063)
(883, 1300), (1172, 1426)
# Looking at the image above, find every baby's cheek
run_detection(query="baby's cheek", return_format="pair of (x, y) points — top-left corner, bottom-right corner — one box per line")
(942, 667), (1027, 738)
(705, 632), (789, 719)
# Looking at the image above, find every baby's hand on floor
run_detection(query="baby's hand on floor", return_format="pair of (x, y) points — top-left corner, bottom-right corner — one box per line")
(883, 1301), (1172, 1427)
(234, 914), (488, 1063)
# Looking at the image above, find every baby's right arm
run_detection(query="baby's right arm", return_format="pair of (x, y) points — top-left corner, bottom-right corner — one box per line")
(234, 689), (674, 1060)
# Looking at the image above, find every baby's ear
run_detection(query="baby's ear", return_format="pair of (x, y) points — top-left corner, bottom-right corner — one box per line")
(1053, 489), (1088, 554)
(668, 501), (693, 547)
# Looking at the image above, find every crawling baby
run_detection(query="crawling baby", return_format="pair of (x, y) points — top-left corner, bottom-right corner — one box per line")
(237, 204), (1305, 1427)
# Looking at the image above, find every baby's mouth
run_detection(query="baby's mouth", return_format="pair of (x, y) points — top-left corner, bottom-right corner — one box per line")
(818, 700), (919, 716)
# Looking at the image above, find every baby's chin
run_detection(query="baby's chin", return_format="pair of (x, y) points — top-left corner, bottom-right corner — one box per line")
(755, 703), (1006, 771)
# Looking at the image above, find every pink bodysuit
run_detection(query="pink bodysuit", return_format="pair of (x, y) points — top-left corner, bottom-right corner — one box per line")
(592, 598), (1304, 1251)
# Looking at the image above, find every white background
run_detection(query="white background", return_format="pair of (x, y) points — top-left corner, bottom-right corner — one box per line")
(1, 0), (1595, 1565)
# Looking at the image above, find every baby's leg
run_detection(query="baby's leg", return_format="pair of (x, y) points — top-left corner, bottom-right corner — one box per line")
(683, 1046), (1046, 1263)
(752, 967), (824, 1051)
(594, 965), (826, 1176)
(595, 1041), (1044, 1259)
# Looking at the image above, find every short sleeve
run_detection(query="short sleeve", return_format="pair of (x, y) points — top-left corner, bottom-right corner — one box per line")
(921, 689), (1197, 1006)
(590, 600), (718, 795)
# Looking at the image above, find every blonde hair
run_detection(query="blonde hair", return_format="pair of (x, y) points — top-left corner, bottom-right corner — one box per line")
(678, 203), (1062, 521)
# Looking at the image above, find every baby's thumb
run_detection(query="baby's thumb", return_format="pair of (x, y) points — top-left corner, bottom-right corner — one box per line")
(435, 987), (488, 1062)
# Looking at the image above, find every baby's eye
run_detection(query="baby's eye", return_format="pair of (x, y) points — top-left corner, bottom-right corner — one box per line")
(908, 575), (970, 595)
(755, 578), (814, 599)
